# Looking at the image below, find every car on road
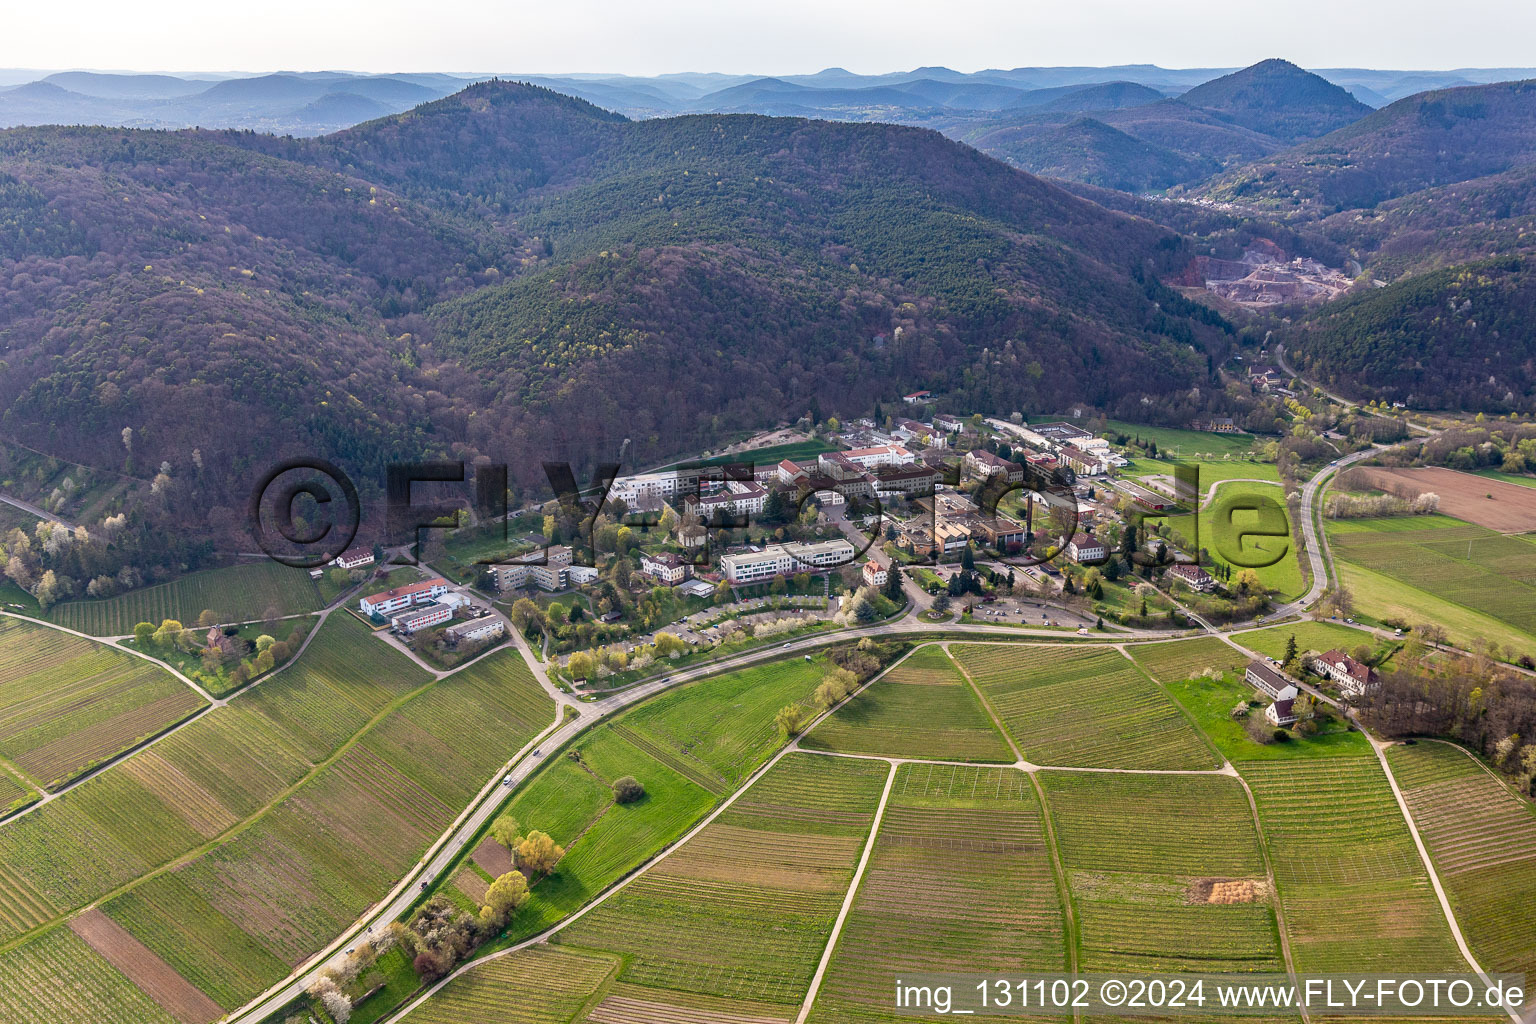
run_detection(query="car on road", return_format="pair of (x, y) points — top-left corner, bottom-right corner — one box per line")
(502, 775), (512, 786)
(532, 749), (542, 757)
(783, 642), (792, 648)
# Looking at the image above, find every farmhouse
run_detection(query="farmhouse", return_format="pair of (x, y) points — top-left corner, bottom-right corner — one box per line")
(1309, 649), (1381, 697)
(331, 546), (375, 571)
(720, 539), (855, 583)
(392, 602), (452, 633)
(359, 578), (449, 617)
(1245, 660), (1295, 700)
(902, 390), (931, 404)
(1265, 684), (1300, 727)
(444, 618), (505, 644)
(1066, 533), (1108, 565)
(639, 551), (692, 586)
(1166, 563), (1217, 592)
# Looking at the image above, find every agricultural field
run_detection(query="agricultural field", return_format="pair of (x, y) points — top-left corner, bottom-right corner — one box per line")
(952, 644), (1217, 770)
(0, 614), (428, 987)
(0, 766), (36, 817)
(615, 654), (828, 792)
(555, 753), (888, 1012)
(48, 562), (325, 636)
(1336, 561), (1535, 657)
(0, 926), (181, 1024)
(1328, 516), (1536, 647)
(401, 945), (620, 1024)
(1347, 467), (1536, 533)
(1041, 771), (1285, 975)
(0, 616), (206, 790)
(808, 763), (1068, 1024)
(1163, 481), (1305, 600)
(92, 642), (545, 1006)
(799, 646), (1014, 762)
(1239, 754), (1468, 975)
(1386, 742), (1536, 986)
(1127, 636), (1249, 685)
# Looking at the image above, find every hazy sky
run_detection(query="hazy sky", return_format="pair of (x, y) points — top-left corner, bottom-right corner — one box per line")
(6, 0), (1536, 74)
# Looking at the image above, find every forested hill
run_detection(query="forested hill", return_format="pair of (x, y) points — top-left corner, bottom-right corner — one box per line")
(1198, 79), (1536, 214)
(0, 79), (1231, 505)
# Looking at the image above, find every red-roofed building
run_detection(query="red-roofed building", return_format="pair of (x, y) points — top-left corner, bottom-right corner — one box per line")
(360, 578), (449, 617)
(331, 546), (375, 571)
(1066, 533), (1108, 565)
(1309, 649), (1381, 697)
(1166, 563), (1217, 593)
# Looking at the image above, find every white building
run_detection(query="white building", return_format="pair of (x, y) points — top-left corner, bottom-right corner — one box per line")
(1066, 533), (1107, 564)
(640, 551), (692, 586)
(331, 546), (375, 571)
(840, 444), (915, 470)
(444, 618), (505, 644)
(720, 539), (855, 584)
(392, 602), (452, 633)
(861, 561), (889, 588)
(360, 578), (449, 617)
(491, 546), (574, 592)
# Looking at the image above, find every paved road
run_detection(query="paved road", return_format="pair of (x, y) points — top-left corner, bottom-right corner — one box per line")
(0, 492), (69, 526)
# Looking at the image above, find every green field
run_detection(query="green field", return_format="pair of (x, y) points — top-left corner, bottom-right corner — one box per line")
(49, 561), (325, 636)
(1165, 481), (1304, 600)
(1239, 755), (1468, 975)
(688, 438), (836, 469)
(809, 763), (1067, 1024)
(0, 617), (206, 790)
(1042, 771), (1286, 975)
(1105, 420), (1266, 460)
(953, 644), (1218, 770)
(489, 724), (718, 942)
(1337, 561), (1536, 656)
(1387, 742), (1536, 986)
(800, 646), (1013, 762)
(556, 753), (888, 1012)
(1235, 621), (1381, 661)
(0, 502), (41, 535)
(615, 654), (828, 791)
(401, 945), (619, 1024)
(1328, 517), (1536, 644)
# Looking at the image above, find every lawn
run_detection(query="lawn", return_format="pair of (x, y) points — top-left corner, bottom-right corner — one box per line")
(952, 643), (1218, 770)
(121, 616), (315, 699)
(687, 438), (836, 468)
(0, 616), (207, 790)
(1328, 517), (1536, 644)
(1235, 620), (1382, 661)
(1472, 468), (1536, 490)
(1041, 771), (1285, 975)
(1338, 562), (1536, 657)
(49, 561), (325, 636)
(1163, 480), (1304, 600)
(1161, 667), (1370, 763)
(1104, 420), (1266, 460)
(799, 646), (1013, 762)
(616, 653), (828, 790)
(1121, 455), (1281, 486)
(554, 753), (888, 1011)
(808, 763), (1068, 1024)
(1238, 754), (1469, 976)
(487, 724), (718, 943)
(1386, 741), (1536, 987)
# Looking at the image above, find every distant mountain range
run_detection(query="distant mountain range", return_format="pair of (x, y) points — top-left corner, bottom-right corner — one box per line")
(3, 63), (1533, 137)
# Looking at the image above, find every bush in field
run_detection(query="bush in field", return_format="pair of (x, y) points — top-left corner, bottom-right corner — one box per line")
(515, 829), (565, 877)
(612, 776), (644, 803)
